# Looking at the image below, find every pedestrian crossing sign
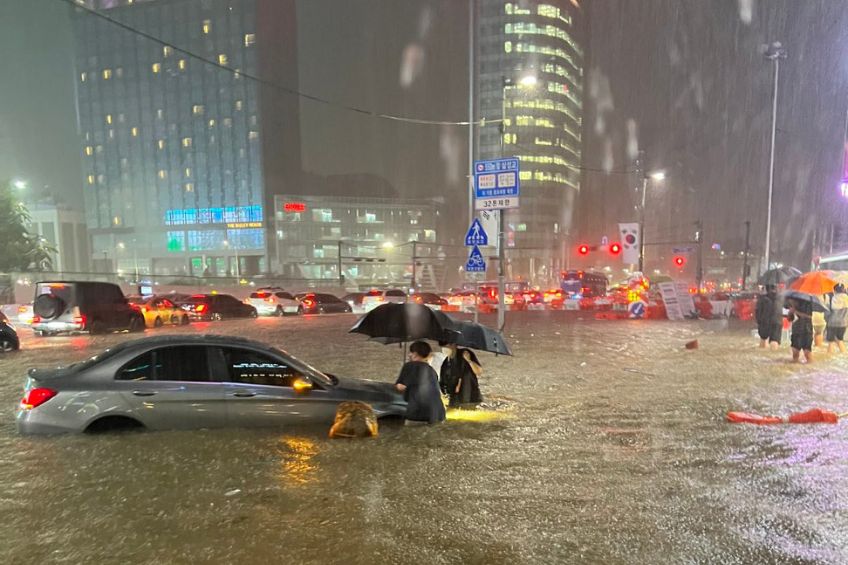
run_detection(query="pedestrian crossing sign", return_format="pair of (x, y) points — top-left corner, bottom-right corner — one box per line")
(465, 218), (488, 247)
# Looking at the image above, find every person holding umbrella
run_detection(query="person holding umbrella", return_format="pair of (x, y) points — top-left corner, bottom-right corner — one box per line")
(439, 341), (483, 407)
(787, 296), (814, 363)
(755, 285), (783, 349)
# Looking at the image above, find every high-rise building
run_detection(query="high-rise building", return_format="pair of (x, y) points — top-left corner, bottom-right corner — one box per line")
(70, 0), (301, 277)
(475, 0), (584, 284)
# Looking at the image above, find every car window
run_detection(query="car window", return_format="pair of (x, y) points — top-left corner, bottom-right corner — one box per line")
(116, 351), (154, 381)
(154, 346), (212, 382)
(276, 292), (293, 300)
(319, 294), (339, 302)
(386, 290), (405, 297)
(222, 347), (306, 387)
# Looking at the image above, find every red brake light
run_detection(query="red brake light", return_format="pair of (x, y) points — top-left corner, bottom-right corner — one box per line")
(73, 315), (86, 327)
(20, 388), (58, 410)
(196, 304), (207, 313)
(303, 298), (315, 307)
(31, 315), (41, 324)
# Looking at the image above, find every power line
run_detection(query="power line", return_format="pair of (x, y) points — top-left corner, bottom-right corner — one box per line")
(59, 0), (500, 128)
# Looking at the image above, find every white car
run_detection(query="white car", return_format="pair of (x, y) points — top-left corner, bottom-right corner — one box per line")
(361, 289), (407, 312)
(244, 289), (300, 316)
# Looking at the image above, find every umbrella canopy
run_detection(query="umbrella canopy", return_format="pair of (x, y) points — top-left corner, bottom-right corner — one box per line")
(759, 266), (802, 286)
(448, 320), (512, 356)
(784, 290), (829, 313)
(349, 302), (458, 344)
(789, 271), (837, 296)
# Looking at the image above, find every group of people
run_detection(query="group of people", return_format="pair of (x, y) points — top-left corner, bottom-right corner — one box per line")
(756, 284), (848, 363)
(394, 341), (484, 425)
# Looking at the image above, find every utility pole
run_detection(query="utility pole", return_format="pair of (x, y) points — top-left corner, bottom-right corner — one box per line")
(410, 241), (417, 290)
(763, 42), (786, 272)
(742, 220), (751, 290)
(695, 219), (703, 291)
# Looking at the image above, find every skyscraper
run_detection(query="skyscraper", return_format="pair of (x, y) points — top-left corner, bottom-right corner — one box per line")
(475, 0), (584, 283)
(70, 0), (301, 277)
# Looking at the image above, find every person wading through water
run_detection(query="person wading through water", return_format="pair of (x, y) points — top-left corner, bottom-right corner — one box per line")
(438, 341), (483, 408)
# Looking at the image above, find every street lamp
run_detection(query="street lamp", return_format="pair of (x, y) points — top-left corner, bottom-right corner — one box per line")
(223, 239), (240, 280)
(12, 179), (27, 190)
(763, 41), (786, 271)
(638, 169), (666, 273)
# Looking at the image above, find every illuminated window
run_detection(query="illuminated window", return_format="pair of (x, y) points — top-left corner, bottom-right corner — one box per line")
(84, 146), (93, 156)
(250, 115), (257, 126)
(192, 104), (204, 115)
(102, 69), (112, 80)
(233, 69), (241, 79)
(80, 72), (87, 82)
(152, 62), (161, 74)
(519, 171), (532, 181)
(108, 129), (114, 139)
(182, 137), (192, 148)
(163, 45), (172, 57)
(113, 216), (122, 226)
(105, 114), (112, 124)
(158, 170), (167, 179)
(156, 109), (164, 120)
(202, 20), (211, 34)
(157, 139), (165, 150)
(184, 168), (192, 177)
(178, 59), (187, 70)
(87, 174), (95, 185)
(244, 33), (255, 46)
(248, 131), (259, 140)
(218, 54), (228, 66)
(131, 127), (138, 137)
(208, 119), (216, 128)
(184, 183), (194, 193)
(504, 41), (512, 54)
(223, 118), (232, 127)
(235, 100), (243, 111)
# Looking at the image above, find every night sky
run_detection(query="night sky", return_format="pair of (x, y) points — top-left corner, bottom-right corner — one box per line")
(2, 0), (847, 268)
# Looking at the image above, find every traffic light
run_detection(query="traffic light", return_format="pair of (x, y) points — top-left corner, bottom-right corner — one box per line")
(673, 256), (686, 267)
(577, 244), (590, 255)
(609, 242), (622, 255)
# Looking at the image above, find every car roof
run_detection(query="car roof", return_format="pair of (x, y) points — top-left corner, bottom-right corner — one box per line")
(108, 334), (274, 355)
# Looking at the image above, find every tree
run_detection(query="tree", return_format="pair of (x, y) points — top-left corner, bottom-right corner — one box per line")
(0, 180), (56, 271)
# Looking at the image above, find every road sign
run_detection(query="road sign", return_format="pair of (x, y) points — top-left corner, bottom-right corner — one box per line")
(478, 210), (498, 248)
(465, 245), (486, 273)
(474, 158), (520, 209)
(628, 300), (646, 319)
(464, 218), (489, 247)
(672, 246), (696, 254)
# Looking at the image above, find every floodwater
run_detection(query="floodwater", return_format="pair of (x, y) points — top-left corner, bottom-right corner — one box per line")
(2, 311), (848, 564)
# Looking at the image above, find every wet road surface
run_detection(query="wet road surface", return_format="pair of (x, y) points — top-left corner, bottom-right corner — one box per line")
(2, 311), (848, 564)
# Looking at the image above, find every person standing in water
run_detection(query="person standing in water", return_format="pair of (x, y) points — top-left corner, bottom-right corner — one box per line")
(439, 342), (483, 407)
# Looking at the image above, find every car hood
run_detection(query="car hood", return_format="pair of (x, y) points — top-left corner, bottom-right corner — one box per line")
(333, 376), (405, 404)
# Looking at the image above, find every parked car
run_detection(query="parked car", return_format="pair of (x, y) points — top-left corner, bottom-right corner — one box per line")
(361, 289), (407, 311)
(127, 295), (190, 328)
(410, 292), (448, 310)
(341, 292), (367, 313)
(294, 293), (353, 314)
(16, 334), (406, 434)
(245, 288), (300, 316)
(1, 311), (20, 352)
(177, 294), (258, 321)
(31, 281), (145, 336)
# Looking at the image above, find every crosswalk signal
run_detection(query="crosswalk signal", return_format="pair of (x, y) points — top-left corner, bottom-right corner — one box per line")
(674, 256), (686, 267)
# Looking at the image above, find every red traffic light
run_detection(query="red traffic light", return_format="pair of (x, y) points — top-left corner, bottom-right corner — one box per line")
(577, 244), (590, 255)
(609, 242), (622, 255)
(674, 256), (686, 267)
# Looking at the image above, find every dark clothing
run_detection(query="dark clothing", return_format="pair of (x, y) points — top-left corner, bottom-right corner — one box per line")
(439, 348), (483, 407)
(755, 293), (783, 343)
(396, 361), (445, 424)
(826, 326), (846, 342)
(788, 300), (813, 351)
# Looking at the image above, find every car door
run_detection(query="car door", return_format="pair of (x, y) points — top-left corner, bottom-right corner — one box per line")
(215, 346), (338, 427)
(319, 294), (343, 313)
(115, 345), (227, 430)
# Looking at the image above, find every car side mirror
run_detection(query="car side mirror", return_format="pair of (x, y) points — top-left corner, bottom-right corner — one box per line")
(293, 377), (313, 394)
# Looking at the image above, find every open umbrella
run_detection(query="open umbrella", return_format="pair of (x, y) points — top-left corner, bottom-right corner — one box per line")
(349, 302), (458, 344)
(789, 271), (837, 295)
(783, 290), (829, 313)
(758, 266), (802, 286)
(448, 320), (512, 356)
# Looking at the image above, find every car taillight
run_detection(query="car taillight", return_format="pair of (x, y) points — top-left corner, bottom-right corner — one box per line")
(196, 304), (207, 313)
(374, 296), (384, 302)
(303, 299), (314, 308)
(264, 297), (274, 303)
(31, 315), (41, 324)
(20, 388), (58, 410)
(73, 315), (86, 327)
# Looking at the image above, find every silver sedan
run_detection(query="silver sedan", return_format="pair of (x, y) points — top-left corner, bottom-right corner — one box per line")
(16, 334), (406, 434)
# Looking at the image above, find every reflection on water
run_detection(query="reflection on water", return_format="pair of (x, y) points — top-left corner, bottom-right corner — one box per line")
(278, 436), (319, 486)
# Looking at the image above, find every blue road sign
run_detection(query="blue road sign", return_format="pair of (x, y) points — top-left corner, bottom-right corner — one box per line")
(474, 158), (520, 199)
(465, 245), (486, 273)
(628, 300), (646, 319)
(465, 218), (489, 247)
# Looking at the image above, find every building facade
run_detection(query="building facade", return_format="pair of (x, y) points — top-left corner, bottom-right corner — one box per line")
(27, 202), (91, 274)
(274, 194), (441, 288)
(71, 0), (301, 277)
(475, 0), (585, 284)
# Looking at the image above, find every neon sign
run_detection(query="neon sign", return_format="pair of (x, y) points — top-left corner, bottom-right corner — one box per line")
(283, 202), (306, 213)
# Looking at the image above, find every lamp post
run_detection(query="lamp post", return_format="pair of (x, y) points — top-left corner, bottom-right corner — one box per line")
(763, 41), (786, 272)
(638, 169), (666, 273)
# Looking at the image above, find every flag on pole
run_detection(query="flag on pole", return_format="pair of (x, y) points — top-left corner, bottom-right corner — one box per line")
(619, 223), (640, 266)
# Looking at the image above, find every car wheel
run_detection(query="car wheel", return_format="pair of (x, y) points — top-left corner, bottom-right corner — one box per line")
(318, 306), (325, 314)
(89, 319), (106, 335)
(129, 315), (145, 333)
(154, 317), (163, 328)
(249, 308), (258, 319)
(181, 315), (190, 325)
(211, 312), (223, 321)
(170, 315), (179, 325)
(275, 306), (284, 317)
(297, 306), (304, 315)
(0, 339), (17, 352)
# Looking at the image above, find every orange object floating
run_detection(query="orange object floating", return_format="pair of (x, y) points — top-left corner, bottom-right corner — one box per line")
(727, 412), (784, 425)
(727, 408), (841, 425)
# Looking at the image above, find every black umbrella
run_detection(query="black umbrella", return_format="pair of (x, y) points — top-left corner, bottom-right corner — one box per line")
(784, 290), (829, 313)
(759, 266), (802, 286)
(349, 302), (458, 343)
(447, 320), (512, 356)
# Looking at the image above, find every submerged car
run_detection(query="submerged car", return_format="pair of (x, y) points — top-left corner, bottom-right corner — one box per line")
(244, 288), (300, 316)
(31, 281), (145, 335)
(16, 334), (406, 434)
(127, 295), (190, 327)
(177, 294), (258, 321)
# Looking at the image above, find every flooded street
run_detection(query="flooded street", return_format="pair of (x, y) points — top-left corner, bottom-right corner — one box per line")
(2, 312), (848, 564)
